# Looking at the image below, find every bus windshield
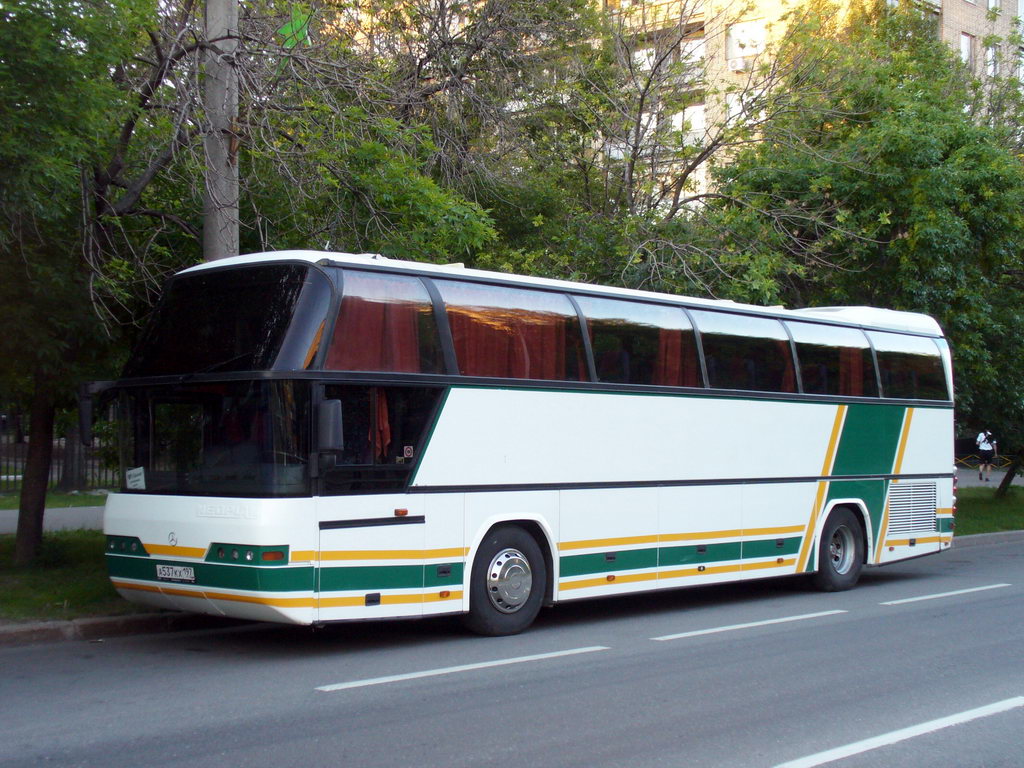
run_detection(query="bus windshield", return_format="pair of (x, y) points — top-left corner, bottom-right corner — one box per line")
(115, 380), (311, 497)
(124, 264), (333, 377)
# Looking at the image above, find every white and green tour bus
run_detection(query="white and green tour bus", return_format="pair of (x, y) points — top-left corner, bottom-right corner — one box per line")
(99, 250), (954, 635)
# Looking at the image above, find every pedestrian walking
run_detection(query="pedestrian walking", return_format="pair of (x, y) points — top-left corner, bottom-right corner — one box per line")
(976, 429), (998, 482)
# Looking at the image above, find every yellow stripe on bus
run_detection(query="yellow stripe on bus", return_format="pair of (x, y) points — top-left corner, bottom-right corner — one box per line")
(318, 591), (463, 608)
(796, 405), (848, 572)
(558, 534), (660, 552)
(111, 580), (315, 608)
(317, 547), (469, 561)
(143, 544), (207, 558)
(884, 536), (944, 547)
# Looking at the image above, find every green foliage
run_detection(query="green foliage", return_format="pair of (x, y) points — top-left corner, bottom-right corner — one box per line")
(707, 3), (1024, 433)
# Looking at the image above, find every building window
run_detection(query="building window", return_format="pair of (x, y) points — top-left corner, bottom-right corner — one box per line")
(725, 20), (766, 71)
(960, 33), (974, 70)
(985, 46), (997, 77)
(671, 103), (706, 144)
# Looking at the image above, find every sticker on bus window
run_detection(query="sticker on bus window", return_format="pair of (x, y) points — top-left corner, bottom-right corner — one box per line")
(126, 467), (146, 490)
(403, 446), (414, 459)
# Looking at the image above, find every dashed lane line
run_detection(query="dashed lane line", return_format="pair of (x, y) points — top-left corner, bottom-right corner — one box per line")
(772, 696), (1024, 768)
(650, 610), (847, 642)
(315, 645), (610, 692)
(879, 583), (1011, 606)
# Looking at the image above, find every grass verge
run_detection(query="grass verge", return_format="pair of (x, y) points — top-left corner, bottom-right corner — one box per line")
(952, 487), (1024, 536)
(0, 493), (108, 511)
(0, 530), (146, 622)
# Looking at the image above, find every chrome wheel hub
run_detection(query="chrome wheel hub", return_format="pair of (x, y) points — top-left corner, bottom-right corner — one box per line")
(829, 525), (855, 575)
(486, 548), (532, 613)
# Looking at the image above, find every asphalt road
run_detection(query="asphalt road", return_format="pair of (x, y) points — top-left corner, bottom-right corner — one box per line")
(2, 539), (1022, 768)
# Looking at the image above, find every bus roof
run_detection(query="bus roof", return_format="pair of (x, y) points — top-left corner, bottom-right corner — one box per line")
(181, 250), (944, 337)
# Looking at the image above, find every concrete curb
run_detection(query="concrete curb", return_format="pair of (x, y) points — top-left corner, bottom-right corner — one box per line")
(1, 532), (1021, 647)
(0, 612), (244, 648)
(950, 529), (1024, 548)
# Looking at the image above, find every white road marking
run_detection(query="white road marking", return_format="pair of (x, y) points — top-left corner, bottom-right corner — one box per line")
(315, 645), (610, 692)
(773, 696), (1024, 768)
(880, 583), (1011, 606)
(650, 610), (847, 642)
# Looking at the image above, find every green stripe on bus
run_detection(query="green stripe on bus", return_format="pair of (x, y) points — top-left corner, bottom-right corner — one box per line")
(659, 541), (742, 567)
(831, 404), (906, 477)
(938, 517), (954, 533)
(560, 548), (658, 577)
(316, 563), (465, 591)
(741, 537), (801, 559)
(106, 555), (314, 591)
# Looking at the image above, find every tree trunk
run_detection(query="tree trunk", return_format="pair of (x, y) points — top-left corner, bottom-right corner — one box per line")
(203, 0), (239, 261)
(14, 375), (56, 566)
(994, 450), (1021, 499)
(56, 414), (86, 492)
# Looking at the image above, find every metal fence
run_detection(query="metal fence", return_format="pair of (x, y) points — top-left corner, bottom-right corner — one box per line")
(0, 410), (120, 494)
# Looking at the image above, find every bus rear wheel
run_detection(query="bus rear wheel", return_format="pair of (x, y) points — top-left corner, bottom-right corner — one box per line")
(810, 508), (864, 592)
(463, 525), (546, 636)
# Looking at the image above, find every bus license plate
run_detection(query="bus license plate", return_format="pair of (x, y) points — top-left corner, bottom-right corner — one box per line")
(155, 565), (196, 583)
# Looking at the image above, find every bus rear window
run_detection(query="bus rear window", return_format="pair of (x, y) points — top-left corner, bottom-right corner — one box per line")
(692, 311), (796, 393)
(867, 332), (948, 400)
(787, 321), (878, 397)
(437, 281), (586, 381)
(325, 271), (443, 373)
(575, 296), (701, 387)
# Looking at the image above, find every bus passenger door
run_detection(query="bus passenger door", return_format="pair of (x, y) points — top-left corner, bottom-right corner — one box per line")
(315, 495), (425, 623)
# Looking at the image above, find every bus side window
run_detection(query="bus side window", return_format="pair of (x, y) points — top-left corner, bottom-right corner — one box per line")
(325, 271), (443, 374)
(690, 311), (796, 393)
(786, 321), (878, 397)
(320, 385), (443, 494)
(574, 296), (701, 387)
(867, 332), (949, 400)
(435, 280), (587, 382)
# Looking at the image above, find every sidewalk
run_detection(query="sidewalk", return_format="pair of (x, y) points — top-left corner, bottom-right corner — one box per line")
(0, 505), (104, 535)
(956, 467), (1019, 489)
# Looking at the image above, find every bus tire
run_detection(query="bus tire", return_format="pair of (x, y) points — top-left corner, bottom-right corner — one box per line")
(462, 525), (547, 636)
(811, 508), (865, 592)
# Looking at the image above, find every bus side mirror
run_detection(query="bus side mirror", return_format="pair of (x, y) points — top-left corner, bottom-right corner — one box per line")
(318, 399), (344, 452)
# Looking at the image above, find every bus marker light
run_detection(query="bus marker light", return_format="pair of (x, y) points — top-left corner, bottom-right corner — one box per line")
(698, 566), (706, 572)
(889, 546), (895, 552)
(439, 590), (450, 598)
(606, 575), (615, 582)
(394, 508), (408, 517)
(262, 550), (285, 562)
(776, 557), (784, 564)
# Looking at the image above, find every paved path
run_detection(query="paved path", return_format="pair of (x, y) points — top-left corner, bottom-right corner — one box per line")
(0, 505), (104, 534)
(957, 467), (1019, 488)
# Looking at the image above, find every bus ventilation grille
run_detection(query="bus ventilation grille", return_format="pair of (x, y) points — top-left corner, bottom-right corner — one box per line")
(887, 483), (938, 534)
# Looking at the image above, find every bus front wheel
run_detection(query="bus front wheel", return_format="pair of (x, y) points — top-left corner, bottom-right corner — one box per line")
(810, 508), (864, 592)
(463, 525), (547, 636)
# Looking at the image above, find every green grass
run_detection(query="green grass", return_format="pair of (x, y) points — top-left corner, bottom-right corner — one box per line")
(0, 492), (108, 510)
(0, 530), (146, 622)
(952, 487), (1024, 536)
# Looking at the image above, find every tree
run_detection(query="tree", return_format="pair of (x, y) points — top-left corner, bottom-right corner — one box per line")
(0, 0), (151, 564)
(704, 3), (1024, 423)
